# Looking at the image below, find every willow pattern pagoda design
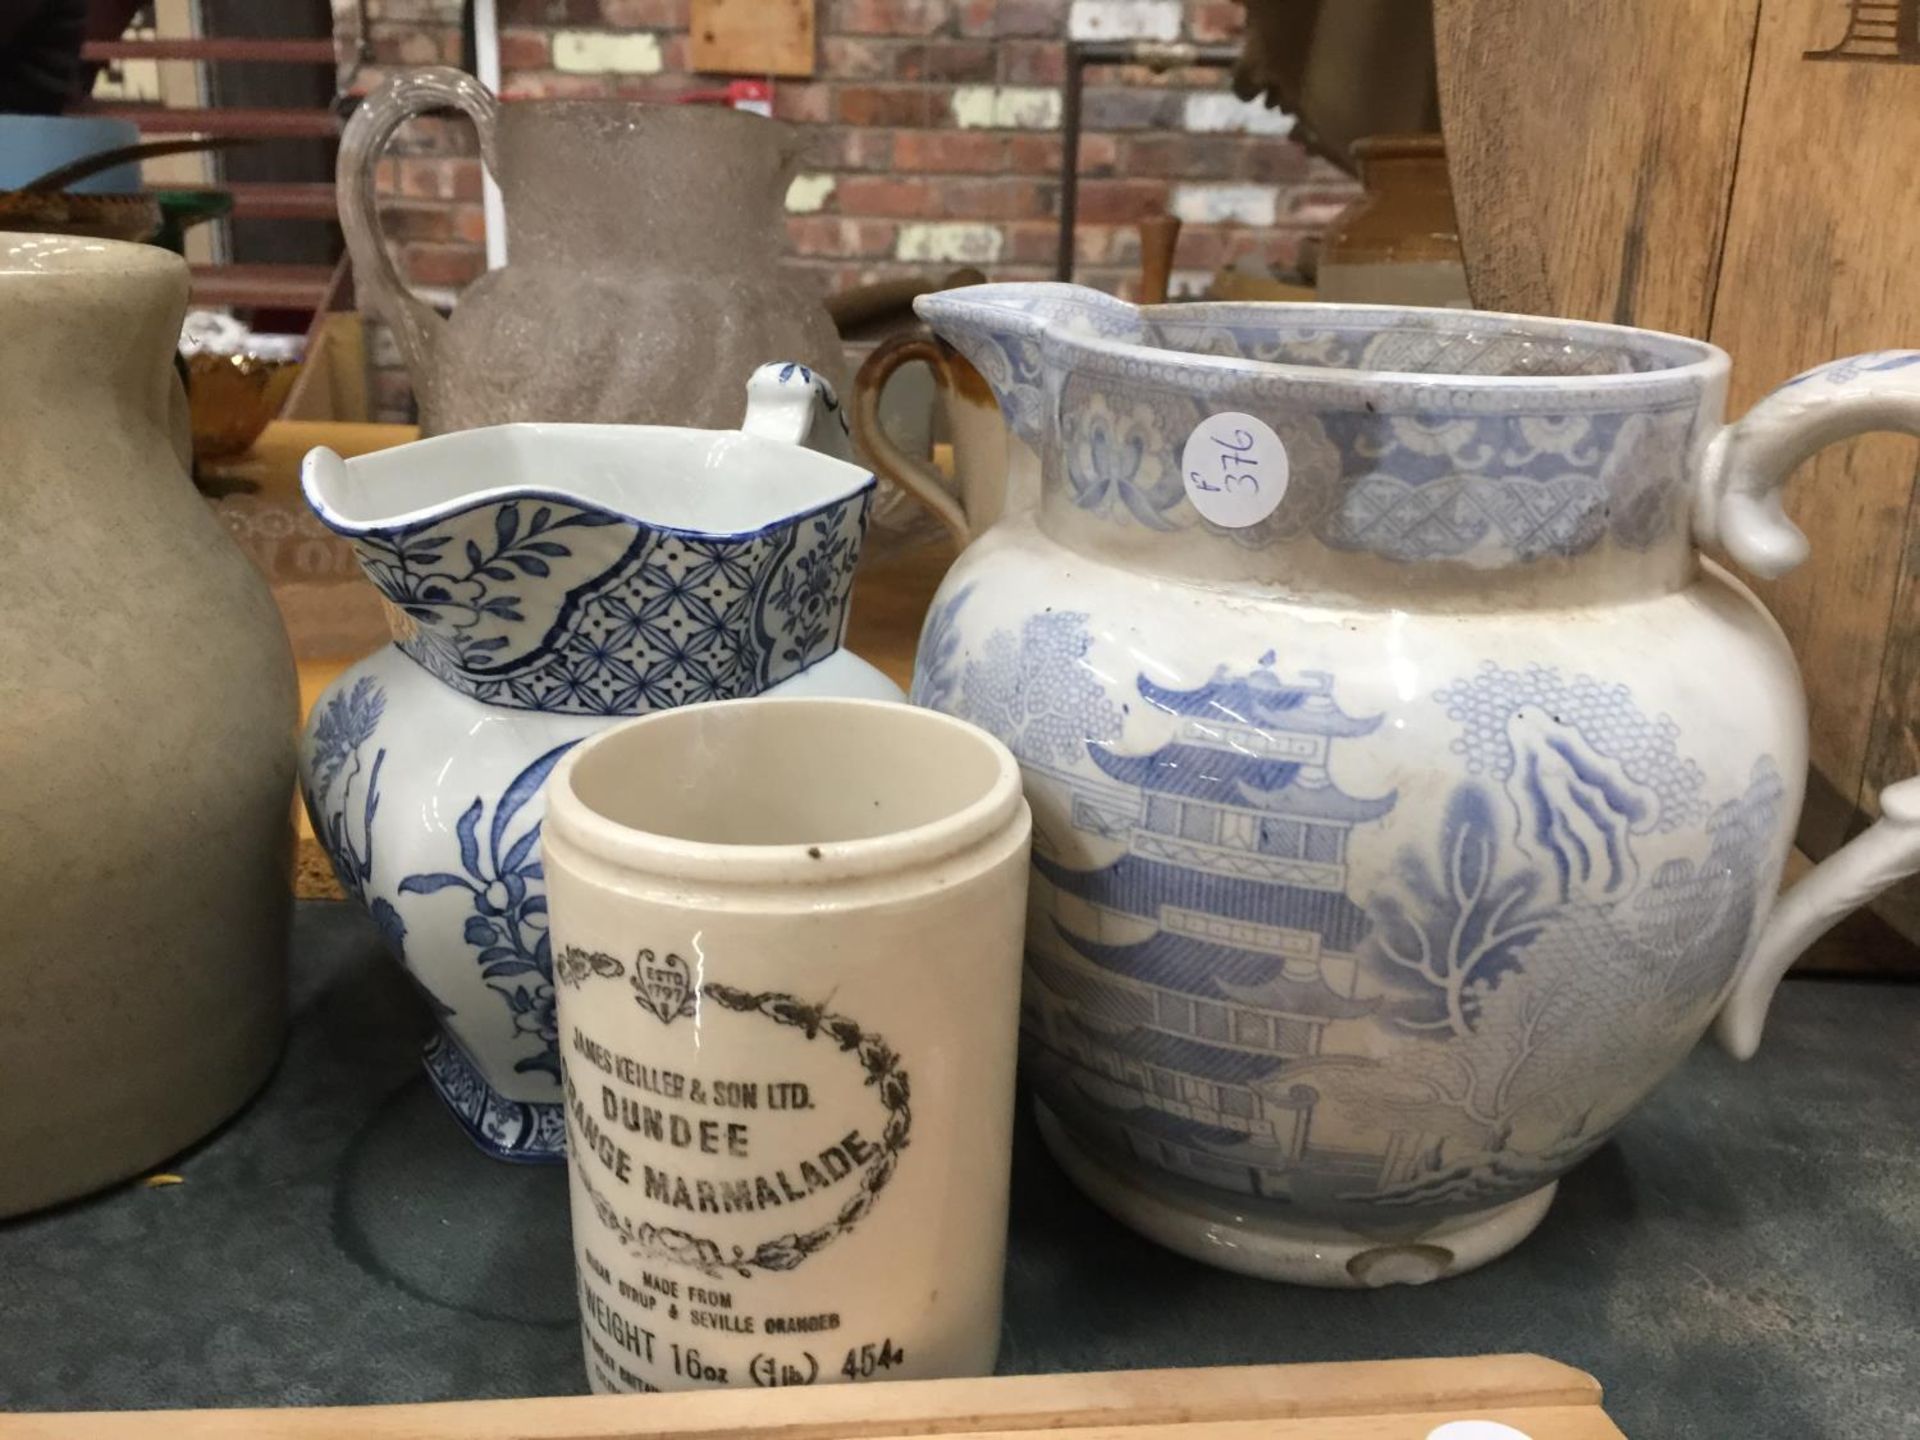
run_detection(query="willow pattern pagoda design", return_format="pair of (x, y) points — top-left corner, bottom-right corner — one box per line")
(1020, 665), (1416, 1202)
(915, 585), (1792, 1227)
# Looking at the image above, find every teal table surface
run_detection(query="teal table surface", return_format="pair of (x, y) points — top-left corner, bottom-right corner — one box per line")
(1, 902), (1916, 1434)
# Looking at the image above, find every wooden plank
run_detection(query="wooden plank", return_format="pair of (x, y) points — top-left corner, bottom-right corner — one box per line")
(83, 37), (337, 63)
(172, 180), (338, 220)
(690, 0), (817, 78)
(1864, 500), (1920, 810)
(190, 262), (335, 309)
(0, 1356), (1616, 1440)
(318, 311), (369, 422)
(1435, 0), (1761, 332)
(97, 105), (341, 138)
(0, 1413), (1626, 1440)
(1707, 0), (1920, 872)
(1853, 466), (1920, 945)
(1438, 0), (1920, 964)
(848, 536), (954, 692)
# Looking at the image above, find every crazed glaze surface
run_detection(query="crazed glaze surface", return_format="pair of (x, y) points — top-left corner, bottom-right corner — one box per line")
(933, 285), (1712, 576)
(909, 284), (1920, 1283)
(0, 236), (295, 1217)
(915, 541), (1798, 1238)
(300, 366), (900, 1161)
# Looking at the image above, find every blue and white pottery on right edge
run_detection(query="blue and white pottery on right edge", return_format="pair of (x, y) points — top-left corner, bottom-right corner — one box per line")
(299, 364), (899, 1164)
(908, 284), (1920, 1285)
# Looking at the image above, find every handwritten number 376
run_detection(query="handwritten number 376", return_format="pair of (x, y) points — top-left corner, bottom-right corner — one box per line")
(1189, 427), (1261, 495)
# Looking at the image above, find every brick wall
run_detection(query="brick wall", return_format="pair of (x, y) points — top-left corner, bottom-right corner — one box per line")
(357, 0), (1357, 420)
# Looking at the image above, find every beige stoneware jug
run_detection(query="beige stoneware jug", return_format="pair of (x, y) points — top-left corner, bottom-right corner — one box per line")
(0, 235), (297, 1217)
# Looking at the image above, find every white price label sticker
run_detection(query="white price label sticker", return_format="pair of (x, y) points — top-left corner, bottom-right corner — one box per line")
(1426, 1423), (1535, 1440)
(1181, 411), (1288, 529)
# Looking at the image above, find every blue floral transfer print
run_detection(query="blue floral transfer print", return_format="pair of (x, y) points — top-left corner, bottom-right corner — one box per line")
(1049, 372), (1697, 564)
(397, 743), (577, 1083)
(910, 583), (973, 715)
(1368, 784), (1553, 1038)
(303, 677), (406, 957)
(356, 502), (624, 677)
(346, 490), (870, 717)
(935, 289), (1713, 564)
(766, 510), (861, 665)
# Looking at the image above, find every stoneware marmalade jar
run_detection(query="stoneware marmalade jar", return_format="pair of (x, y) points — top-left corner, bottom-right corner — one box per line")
(543, 697), (1031, 1391)
(300, 365), (898, 1161)
(909, 283), (1920, 1285)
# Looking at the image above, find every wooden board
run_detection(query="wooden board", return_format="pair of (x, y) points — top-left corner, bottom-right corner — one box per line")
(281, 312), (369, 424)
(204, 419), (407, 667)
(0, 1355), (1625, 1439)
(1435, 0), (1762, 332)
(690, 0), (816, 78)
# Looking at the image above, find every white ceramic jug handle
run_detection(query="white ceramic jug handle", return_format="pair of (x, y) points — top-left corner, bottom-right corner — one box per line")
(1695, 351), (1920, 577)
(1696, 350), (1920, 1058)
(741, 362), (856, 461)
(337, 67), (500, 404)
(1718, 779), (1920, 1058)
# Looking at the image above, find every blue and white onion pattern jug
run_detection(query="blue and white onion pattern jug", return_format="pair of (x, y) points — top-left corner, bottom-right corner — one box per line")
(300, 365), (897, 1160)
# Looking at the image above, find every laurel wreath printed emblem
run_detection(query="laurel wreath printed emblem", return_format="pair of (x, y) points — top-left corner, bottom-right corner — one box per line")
(558, 945), (911, 1277)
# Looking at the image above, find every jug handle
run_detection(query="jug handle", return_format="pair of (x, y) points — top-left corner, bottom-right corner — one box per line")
(337, 67), (500, 409)
(740, 362), (856, 461)
(852, 334), (971, 548)
(1695, 350), (1920, 1058)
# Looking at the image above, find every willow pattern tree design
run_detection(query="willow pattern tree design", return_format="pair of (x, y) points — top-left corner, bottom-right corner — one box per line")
(1369, 785), (1554, 1039)
(1333, 754), (1788, 1206)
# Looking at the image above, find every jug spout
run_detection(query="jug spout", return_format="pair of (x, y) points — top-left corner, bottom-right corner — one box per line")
(914, 283), (1139, 454)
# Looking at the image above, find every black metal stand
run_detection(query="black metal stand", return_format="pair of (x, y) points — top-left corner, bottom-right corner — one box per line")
(1057, 39), (1240, 283)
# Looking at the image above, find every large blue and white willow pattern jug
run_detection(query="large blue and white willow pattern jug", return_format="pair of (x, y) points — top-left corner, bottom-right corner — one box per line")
(907, 283), (1920, 1284)
(300, 365), (898, 1161)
